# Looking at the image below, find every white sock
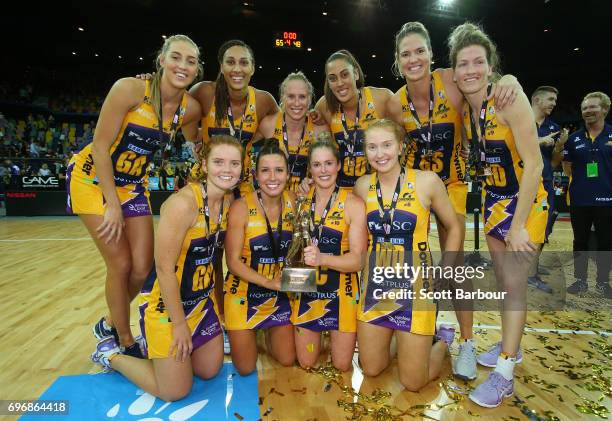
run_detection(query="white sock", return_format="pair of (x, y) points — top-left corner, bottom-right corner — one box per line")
(494, 355), (516, 380)
(103, 318), (113, 331)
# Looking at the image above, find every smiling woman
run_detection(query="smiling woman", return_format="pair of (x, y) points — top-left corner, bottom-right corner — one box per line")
(66, 34), (203, 361)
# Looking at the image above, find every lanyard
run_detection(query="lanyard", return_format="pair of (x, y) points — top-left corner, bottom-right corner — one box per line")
(339, 89), (362, 156)
(405, 79), (434, 152)
(227, 91), (249, 145)
(584, 129), (599, 163)
(256, 190), (284, 267)
(468, 84), (493, 167)
(309, 185), (340, 245)
(375, 168), (404, 241)
(157, 93), (183, 156)
(282, 114), (307, 177)
(202, 182), (225, 242)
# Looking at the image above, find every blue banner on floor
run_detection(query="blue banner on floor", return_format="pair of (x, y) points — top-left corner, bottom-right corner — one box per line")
(22, 363), (259, 421)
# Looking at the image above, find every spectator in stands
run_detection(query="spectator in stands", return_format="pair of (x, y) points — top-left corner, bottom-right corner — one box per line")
(38, 163), (52, 176)
(29, 139), (40, 157)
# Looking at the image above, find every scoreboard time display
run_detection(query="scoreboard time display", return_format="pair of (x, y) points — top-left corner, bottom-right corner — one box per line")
(274, 31), (303, 50)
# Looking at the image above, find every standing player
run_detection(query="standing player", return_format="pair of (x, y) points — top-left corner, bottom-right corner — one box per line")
(90, 135), (242, 401)
(224, 141), (296, 375)
(67, 35), (202, 357)
(292, 135), (367, 371)
(528, 86), (569, 292)
(386, 21), (521, 380)
(189, 40), (279, 195)
(354, 119), (462, 391)
(449, 22), (548, 408)
(257, 72), (330, 192)
(313, 50), (392, 188)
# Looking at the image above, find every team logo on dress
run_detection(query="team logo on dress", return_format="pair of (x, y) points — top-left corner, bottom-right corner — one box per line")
(488, 106), (495, 115)
(249, 104), (256, 112)
(243, 114), (255, 124)
(400, 192), (414, 202)
(249, 208), (258, 216)
(338, 202), (345, 209)
(435, 103), (450, 116)
(364, 112), (376, 122)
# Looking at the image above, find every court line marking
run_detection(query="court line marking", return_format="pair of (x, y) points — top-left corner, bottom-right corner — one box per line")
(444, 322), (610, 336)
(0, 238), (91, 242)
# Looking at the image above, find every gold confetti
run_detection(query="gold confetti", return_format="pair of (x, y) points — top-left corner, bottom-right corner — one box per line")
(233, 413), (244, 420)
(307, 343), (315, 353)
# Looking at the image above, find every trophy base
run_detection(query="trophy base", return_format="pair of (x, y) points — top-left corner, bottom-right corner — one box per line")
(281, 267), (317, 292)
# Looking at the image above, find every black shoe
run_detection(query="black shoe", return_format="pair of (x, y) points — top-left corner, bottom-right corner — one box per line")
(595, 283), (612, 299)
(92, 317), (119, 343)
(123, 342), (145, 359)
(566, 280), (588, 295)
(528, 276), (553, 294)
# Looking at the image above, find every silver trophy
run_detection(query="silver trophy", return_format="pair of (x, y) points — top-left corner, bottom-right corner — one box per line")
(281, 197), (317, 292)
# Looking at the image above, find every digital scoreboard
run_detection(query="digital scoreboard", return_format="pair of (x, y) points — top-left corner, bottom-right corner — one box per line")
(274, 31), (303, 50)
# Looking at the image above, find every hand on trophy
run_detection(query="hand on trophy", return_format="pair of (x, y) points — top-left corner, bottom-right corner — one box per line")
(269, 272), (282, 291)
(304, 245), (323, 267)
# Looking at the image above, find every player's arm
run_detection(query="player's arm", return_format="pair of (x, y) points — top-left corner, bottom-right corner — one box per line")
(91, 78), (143, 244)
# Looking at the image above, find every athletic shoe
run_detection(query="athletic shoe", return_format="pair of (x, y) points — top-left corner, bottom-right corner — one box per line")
(528, 276), (553, 294)
(453, 340), (477, 380)
(91, 336), (120, 370)
(595, 283), (612, 299)
(92, 317), (118, 342)
(223, 330), (231, 355)
(477, 342), (522, 367)
(469, 371), (514, 408)
(566, 279), (588, 295)
(123, 341), (145, 359)
(135, 335), (148, 359)
(435, 324), (455, 348)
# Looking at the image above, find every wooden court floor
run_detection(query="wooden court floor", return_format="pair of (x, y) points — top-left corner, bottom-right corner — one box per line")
(0, 216), (610, 420)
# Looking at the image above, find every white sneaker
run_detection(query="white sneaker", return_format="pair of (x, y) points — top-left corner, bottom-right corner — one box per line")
(453, 340), (477, 380)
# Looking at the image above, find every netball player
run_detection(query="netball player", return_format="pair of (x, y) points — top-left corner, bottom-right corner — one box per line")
(224, 141), (296, 375)
(449, 22), (547, 407)
(189, 40), (279, 194)
(386, 21), (522, 380)
(291, 135), (367, 371)
(90, 135), (242, 401)
(354, 119), (462, 392)
(312, 50), (392, 188)
(257, 72), (330, 192)
(67, 35), (202, 357)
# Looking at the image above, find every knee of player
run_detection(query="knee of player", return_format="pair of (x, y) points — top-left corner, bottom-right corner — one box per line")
(194, 362), (223, 380)
(234, 361), (257, 376)
(158, 382), (192, 402)
(332, 357), (353, 373)
(297, 354), (317, 370)
(276, 352), (296, 367)
(110, 256), (132, 278)
(361, 361), (387, 377)
(399, 372), (427, 392)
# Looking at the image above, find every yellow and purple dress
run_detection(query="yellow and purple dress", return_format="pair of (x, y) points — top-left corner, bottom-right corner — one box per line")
(67, 80), (188, 217)
(139, 182), (230, 358)
(224, 190), (294, 330)
(358, 169), (437, 335)
(291, 187), (358, 332)
(329, 87), (381, 188)
(400, 69), (467, 216)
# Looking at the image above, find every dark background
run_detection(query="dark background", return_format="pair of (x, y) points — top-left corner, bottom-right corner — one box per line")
(3, 0), (610, 120)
